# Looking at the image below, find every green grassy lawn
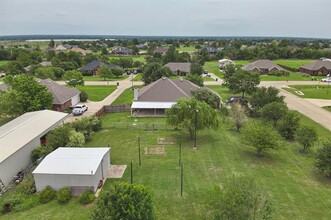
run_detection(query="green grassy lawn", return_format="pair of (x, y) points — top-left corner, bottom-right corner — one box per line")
(109, 55), (146, 64)
(4, 112), (331, 219)
(75, 85), (116, 101)
(0, 60), (11, 66)
(203, 76), (216, 81)
(111, 86), (142, 105)
(178, 45), (196, 53)
(260, 72), (323, 81)
(234, 60), (251, 66)
(283, 85), (331, 99)
(203, 61), (222, 78)
(274, 59), (315, 69)
(207, 85), (238, 100)
(133, 73), (143, 81)
(83, 75), (129, 82)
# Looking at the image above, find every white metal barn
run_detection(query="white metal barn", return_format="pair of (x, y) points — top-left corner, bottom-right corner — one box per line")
(0, 110), (68, 187)
(33, 147), (110, 194)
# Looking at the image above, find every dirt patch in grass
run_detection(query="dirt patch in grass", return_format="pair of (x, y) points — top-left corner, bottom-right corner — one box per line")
(157, 137), (176, 145)
(145, 146), (165, 155)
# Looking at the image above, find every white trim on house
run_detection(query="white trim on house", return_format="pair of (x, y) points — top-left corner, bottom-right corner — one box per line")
(131, 101), (176, 109)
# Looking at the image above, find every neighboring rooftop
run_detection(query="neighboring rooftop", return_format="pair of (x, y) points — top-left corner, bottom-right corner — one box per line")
(0, 110), (68, 163)
(79, 60), (120, 71)
(33, 147), (110, 175)
(37, 78), (80, 104)
(242, 59), (286, 71)
(300, 60), (331, 70)
(154, 47), (168, 54)
(165, 62), (191, 73)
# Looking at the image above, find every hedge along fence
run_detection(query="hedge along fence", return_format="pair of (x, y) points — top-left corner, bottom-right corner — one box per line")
(94, 104), (131, 118)
(103, 121), (175, 131)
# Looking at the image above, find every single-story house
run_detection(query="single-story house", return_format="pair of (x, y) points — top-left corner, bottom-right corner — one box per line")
(78, 60), (121, 76)
(204, 46), (218, 54)
(131, 77), (220, 117)
(299, 60), (331, 76)
(218, 59), (234, 69)
(111, 47), (132, 55)
(165, 62), (191, 76)
(54, 45), (67, 51)
(242, 59), (285, 74)
(0, 110), (68, 187)
(24, 61), (52, 72)
(154, 47), (168, 55)
(37, 78), (81, 111)
(33, 147), (110, 195)
(136, 43), (148, 50)
(70, 47), (92, 55)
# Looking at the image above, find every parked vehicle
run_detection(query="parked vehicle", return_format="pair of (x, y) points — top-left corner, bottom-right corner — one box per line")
(321, 78), (331, 82)
(72, 104), (88, 115)
(226, 96), (248, 104)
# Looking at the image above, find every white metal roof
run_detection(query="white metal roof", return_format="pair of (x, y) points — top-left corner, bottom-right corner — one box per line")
(131, 101), (176, 109)
(0, 110), (68, 163)
(33, 147), (110, 175)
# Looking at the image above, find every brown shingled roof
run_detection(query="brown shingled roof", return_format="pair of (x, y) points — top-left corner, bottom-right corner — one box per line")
(242, 59), (285, 71)
(165, 62), (191, 73)
(300, 60), (331, 71)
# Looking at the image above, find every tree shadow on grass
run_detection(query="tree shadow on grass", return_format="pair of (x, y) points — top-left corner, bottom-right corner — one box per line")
(238, 148), (281, 168)
(310, 169), (331, 186)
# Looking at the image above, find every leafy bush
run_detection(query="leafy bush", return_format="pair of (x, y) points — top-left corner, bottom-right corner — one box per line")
(31, 145), (53, 162)
(0, 194), (39, 214)
(66, 130), (85, 147)
(16, 174), (36, 195)
(315, 142), (331, 177)
(80, 90), (88, 102)
(56, 187), (72, 203)
(47, 125), (71, 150)
(79, 189), (95, 204)
(89, 116), (102, 132)
(39, 186), (56, 204)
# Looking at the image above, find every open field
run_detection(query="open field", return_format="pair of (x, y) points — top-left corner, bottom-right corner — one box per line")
(111, 86), (142, 105)
(284, 85), (331, 99)
(178, 45), (196, 53)
(3, 112), (331, 219)
(75, 85), (116, 101)
(203, 61), (223, 78)
(207, 85), (237, 101)
(274, 59), (315, 69)
(109, 55), (146, 64)
(83, 75), (129, 82)
(0, 60), (11, 66)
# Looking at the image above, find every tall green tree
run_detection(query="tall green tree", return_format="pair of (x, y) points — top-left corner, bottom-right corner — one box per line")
(142, 62), (172, 84)
(260, 102), (288, 125)
(99, 66), (113, 81)
(231, 102), (248, 132)
(226, 70), (260, 98)
(190, 62), (203, 75)
(209, 176), (272, 220)
(191, 88), (220, 109)
(276, 111), (300, 140)
(92, 182), (155, 220)
(0, 74), (53, 117)
(63, 70), (84, 87)
(187, 74), (204, 87)
(166, 98), (219, 139)
(241, 120), (281, 156)
(49, 39), (55, 48)
(250, 87), (285, 114)
(315, 142), (331, 177)
(110, 68), (124, 78)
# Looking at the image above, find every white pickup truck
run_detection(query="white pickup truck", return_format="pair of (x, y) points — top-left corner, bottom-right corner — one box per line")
(72, 104), (88, 116)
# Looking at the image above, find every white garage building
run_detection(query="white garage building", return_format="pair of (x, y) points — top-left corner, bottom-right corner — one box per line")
(0, 110), (68, 187)
(33, 147), (110, 194)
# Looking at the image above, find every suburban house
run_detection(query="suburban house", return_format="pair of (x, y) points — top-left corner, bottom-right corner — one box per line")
(23, 61), (52, 72)
(218, 59), (234, 69)
(136, 43), (148, 50)
(37, 78), (81, 111)
(131, 77), (220, 117)
(0, 79), (81, 111)
(78, 60), (121, 76)
(299, 60), (331, 75)
(33, 147), (110, 195)
(70, 47), (92, 55)
(54, 45), (67, 51)
(111, 47), (133, 55)
(0, 110), (68, 187)
(154, 46), (168, 55)
(165, 62), (191, 76)
(204, 46), (218, 54)
(242, 59), (285, 74)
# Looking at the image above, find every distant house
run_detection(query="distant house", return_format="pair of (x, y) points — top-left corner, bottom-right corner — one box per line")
(131, 77), (220, 117)
(136, 43), (147, 50)
(218, 59), (234, 69)
(154, 47), (168, 55)
(242, 59), (285, 74)
(165, 62), (191, 76)
(63, 44), (78, 50)
(23, 61), (52, 72)
(0, 110), (68, 187)
(204, 46), (218, 54)
(54, 45), (67, 51)
(37, 78), (81, 111)
(299, 60), (331, 76)
(70, 47), (92, 55)
(111, 47), (132, 55)
(33, 147), (110, 195)
(78, 60), (121, 76)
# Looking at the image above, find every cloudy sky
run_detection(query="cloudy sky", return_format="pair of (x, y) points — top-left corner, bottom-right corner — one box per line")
(1, 0), (330, 38)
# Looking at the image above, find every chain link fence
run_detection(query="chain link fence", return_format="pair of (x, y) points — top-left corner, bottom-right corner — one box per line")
(102, 122), (175, 131)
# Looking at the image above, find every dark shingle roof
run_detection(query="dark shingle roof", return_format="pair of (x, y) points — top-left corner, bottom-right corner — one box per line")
(165, 62), (191, 73)
(242, 59), (285, 71)
(37, 78), (80, 104)
(79, 60), (121, 71)
(300, 60), (331, 71)
(154, 47), (168, 54)
(137, 77), (199, 102)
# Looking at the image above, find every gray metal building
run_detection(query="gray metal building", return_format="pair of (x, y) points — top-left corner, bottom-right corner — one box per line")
(33, 147), (110, 194)
(0, 110), (68, 187)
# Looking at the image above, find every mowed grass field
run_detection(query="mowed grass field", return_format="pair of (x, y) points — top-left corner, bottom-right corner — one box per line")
(274, 59), (315, 69)
(75, 85), (116, 101)
(4, 112), (331, 220)
(83, 75), (129, 82)
(178, 45), (196, 53)
(284, 85), (331, 99)
(109, 55), (146, 64)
